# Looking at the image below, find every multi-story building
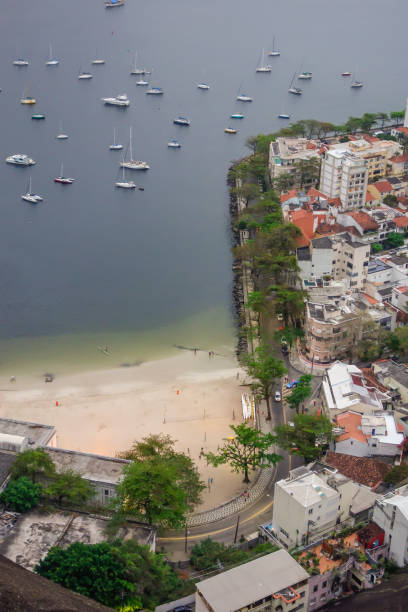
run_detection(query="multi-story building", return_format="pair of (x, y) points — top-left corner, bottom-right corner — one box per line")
(333, 411), (404, 458)
(304, 301), (360, 364)
(372, 484), (408, 567)
(269, 137), (320, 188)
(195, 549), (309, 612)
(319, 150), (368, 209)
(331, 233), (370, 289)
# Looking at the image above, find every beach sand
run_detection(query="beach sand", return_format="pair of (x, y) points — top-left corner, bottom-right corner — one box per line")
(0, 350), (250, 511)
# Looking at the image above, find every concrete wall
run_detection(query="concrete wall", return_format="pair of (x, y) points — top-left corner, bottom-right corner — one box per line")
(372, 501), (408, 568)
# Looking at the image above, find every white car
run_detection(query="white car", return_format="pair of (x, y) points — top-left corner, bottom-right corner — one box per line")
(274, 391), (281, 402)
(276, 313), (283, 321)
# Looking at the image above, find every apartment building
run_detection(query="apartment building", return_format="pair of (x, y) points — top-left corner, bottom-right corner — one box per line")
(319, 150), (368, 209)
(331, 234), (370, 289)
(269, 137), (320, 188)
(196, 549), (309, 612)
(334, 411), (403, 458)
(304, 301), (360, 364)
(372, 485), (408, 567)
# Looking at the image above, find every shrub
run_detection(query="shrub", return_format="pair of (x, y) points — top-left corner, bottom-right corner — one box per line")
(0, 477), (41, 512)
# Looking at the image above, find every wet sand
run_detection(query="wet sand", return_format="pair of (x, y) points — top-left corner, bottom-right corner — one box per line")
(0, 351), (250, 511)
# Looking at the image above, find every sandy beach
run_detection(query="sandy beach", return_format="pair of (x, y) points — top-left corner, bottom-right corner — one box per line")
(0, 350), (250, 511)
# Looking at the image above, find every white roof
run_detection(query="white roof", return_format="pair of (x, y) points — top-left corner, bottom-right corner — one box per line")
(375, 413), (404, 446)
(277, 472), (338, 506)
(384, 493), (408, 521)
(324, 361), (383, 411)
(197, 550), (308, 612)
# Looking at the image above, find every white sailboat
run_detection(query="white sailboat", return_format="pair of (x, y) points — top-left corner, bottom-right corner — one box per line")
(22, 176), (43, 203)
(136, 78), (149, 86)
(78, 66), (93, 80)
(56, 121), (68, 140)
(168, 138), (181, 148)
(46, 44), (59, 66)
(109, 128), (123, 150)
(288, 71), (302, 95)
(92, 51), (105, 65)
(115, 163), (136, 189)
(268, 36), (280, 57)
(236, 85), (252, 102)
(130, 51), (151, 76)
(120, 127), (150, 170)
(256, 49), (272, 73)
(351, 67), (363, 88)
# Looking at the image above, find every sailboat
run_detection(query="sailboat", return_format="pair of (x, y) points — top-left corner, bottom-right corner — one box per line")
(120, 127), (150, 170)
(278, 112), (290, 119)
(168, 138), (181, 148)
(115, 163), (136, 189)
(136, 78), (149, 86)
(236, 85), (252, 102)
(268, 36), (280, 57)
(298, 71), (312, 80)
(13, 58), (29, 66)
(109, 128), (123, 150)
(56, 121), (68, 140)
(22, 176), (43, 203)
(78, 66), (93, 80)
(54, 163), (74, 184)
(256, 49), (272, 73)
(288, 71), (302, 95)
(130, 52), (151, 76)
(224, 127), (237, 134)
(46, 44), (59, 66)
(20, 84), (36, 104)
(92, 51), (105, 65)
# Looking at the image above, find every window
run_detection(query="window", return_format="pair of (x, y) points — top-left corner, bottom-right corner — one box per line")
(104, 489), (110, 496)
(299, 591), (305, 599)
(309, 509), (313, 514)
(322, 581), (327, 588)
(313, 585), (318, 593)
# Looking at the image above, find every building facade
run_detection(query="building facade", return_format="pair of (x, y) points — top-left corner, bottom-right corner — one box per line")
(372, 485), (408, 567)
(320, 150), (368, 209)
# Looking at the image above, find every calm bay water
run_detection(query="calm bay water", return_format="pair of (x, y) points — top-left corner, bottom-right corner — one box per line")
(0, 0), (407, 373)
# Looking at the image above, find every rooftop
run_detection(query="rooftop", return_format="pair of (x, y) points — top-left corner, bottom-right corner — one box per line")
(312, 236), (332, 249)
(374, 359), (408, 388)
(344, 211), (380, 231)
(0, 452), (16, 488)
(323, 361), (387, 412)
(196, 549), (308, 612)
(336, 411), (367, 443)
(324, 452), (391, 488)
(45, 447), (129, 485)
(373, 180), (393, 194)
(277, 471), (338, 506)
(0, 418), (55, 448)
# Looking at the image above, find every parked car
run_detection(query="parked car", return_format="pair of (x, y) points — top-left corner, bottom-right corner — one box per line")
(276, 313), (283, 321)
(173, 607), (192, 612)
(274, 390), (281, 402)
(286, 379), (300, 389)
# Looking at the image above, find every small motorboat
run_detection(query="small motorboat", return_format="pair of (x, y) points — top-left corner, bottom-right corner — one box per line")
(278, 113), (290, 119)
(288, 86), (302, 95)
(351, 80), (363, 88)
(105, 0), (125, 7)
(298, 72), (312, 80)
(78, 71), (93, 80)
(92, 59), (105, 65)
(173, 116), (190, 126)
(341, 71), (351, 76)
(136, 79), (149, 86)
(32, 114), (45, 120)
(197, 83), (210, 90)
(230, 114), (244, 119)
(6, 154), (35, 166)
(224, 127), (237, 134)
(168, 139), (181, 148)
(102, 94), (130, 107)
(236, 94), (252, 102)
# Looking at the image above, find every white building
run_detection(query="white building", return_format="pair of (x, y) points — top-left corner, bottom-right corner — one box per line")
(196, 549), (309, 612)
(322, 361), (390, 415)
(372, 485), (408, 567)
(320, 149), (368, 209)
(334, 411), (404, 458)
(272, 469), (340, 548)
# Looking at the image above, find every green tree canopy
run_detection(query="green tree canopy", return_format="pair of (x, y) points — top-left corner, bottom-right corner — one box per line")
(274, 326), (304, 347)
(275, 413), (333, 463)
(384, 464), (408, 486)
(45, 470), (94, 507)
(35, 540), (193, 610)
(371, 242), (383, 253)
(0, 476), (42, 512)
(242, 343), (287, 420)
(118, 434), (205, 511)
(383, 194), (398, 207)
(393, 326), (408, 358)
(273, 173), (295, 193)
(206, 423), (281, 483)
(286, 375), (313, 413)
(11, 448), (55, 483)
(386, 232), (404, 249)
(190, 537), (277, 571)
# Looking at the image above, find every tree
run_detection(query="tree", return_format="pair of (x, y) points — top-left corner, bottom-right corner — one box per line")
(376, 112), (389, 128)
(113, 459), (189, 527)
(118, 434), (205, 511)
(295, 158), (321, 188)
(45, 470), (94, 507)
(206, 423), (281, 483)
(271, 287), (307, 327)
(11, 448), (55, 483)
(394, 326), (408, 358)
(273, 173), (295, 193)
(383, 194), (398, 207)
(0, 476), (41, 512)
(231, 182), (261, 205)
(274, 326), (304, 348)
(371, 242), (383, 253)
(390, 110), (405, 125)
(286, 375), (313, 413)
(245, 290), (269, 315)
(35, 540), (193, 610)
(384, 464), (408, 485)
(242, 343), (287, 420)
(345, 116), (362, 134)
(190, 537), (277, 571)
(386, 232), (404, 249)
(275, 413), (333, 463)
(359, 113), (378, 132)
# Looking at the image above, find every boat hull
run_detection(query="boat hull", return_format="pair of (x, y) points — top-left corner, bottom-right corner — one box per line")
(54, 178), (74, 184)
(115, 182), (136, 189)
(120, 161), (150, 170)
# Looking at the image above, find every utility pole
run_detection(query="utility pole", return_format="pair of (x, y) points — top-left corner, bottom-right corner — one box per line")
(234, 515), (240, 544)
(184, 524), (188, 553)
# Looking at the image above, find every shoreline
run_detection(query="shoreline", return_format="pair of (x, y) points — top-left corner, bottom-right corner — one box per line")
(0, 351), (249, 511)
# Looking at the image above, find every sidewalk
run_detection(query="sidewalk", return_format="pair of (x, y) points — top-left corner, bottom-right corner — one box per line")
(289, 345), (326, 377)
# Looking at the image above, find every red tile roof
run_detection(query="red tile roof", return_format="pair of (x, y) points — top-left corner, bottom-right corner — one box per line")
(363, 134), (381, 144)
(394, 216), (408, 228)
(336, 412), (366, 443)
(374, 180), (393, 194)
(280, 189), (299, 203)
(396, 127), (408, 135)
(344, 211), (380, 231)
(366, 191), (376, 203)
(328, 197), (342, 207)
(306, 141), (317, 150)
(324, 451), (392, 487)
(360, 293), (379, 305)
(307, 187), (327, 199)
(289, 210), (315, 247)
(391, 154), (408, 163)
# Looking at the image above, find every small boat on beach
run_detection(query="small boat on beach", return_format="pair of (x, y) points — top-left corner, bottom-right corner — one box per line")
(173, 116), (190, 126)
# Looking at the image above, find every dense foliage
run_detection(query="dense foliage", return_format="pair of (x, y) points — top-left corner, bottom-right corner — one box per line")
(45, 470), (94, 507)
(190, 537), (278, 571)
(11, 449), (55, 483)
(35, 540), (193, 611)
(0, 476), (42, 512)
(384, 464), (408, 486)
(286, 375), (313, 413)
(275, 413), (333, 463)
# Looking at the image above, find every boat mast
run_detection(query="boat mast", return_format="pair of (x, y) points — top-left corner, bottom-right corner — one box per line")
(129, 126), (133, 162)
